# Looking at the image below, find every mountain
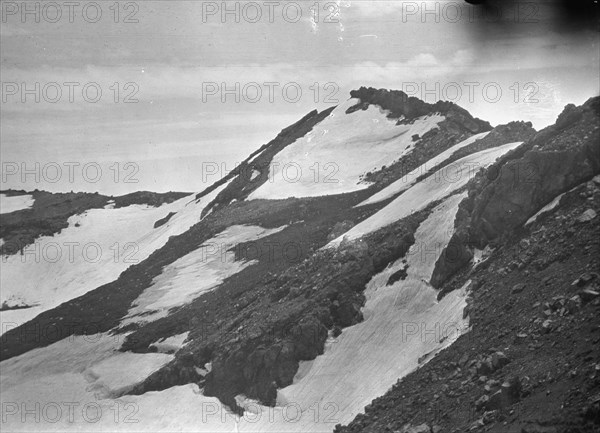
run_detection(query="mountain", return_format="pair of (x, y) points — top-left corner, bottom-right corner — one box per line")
(0, 89), (598, 432)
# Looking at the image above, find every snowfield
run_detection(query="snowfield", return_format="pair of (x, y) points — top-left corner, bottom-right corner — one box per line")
(0, 193), (34, 214)
(328, 141), (523, 246)
(0, 333), (239, 432)
(359, 131), (491, 206)
(0, 181), (231, 334)
(0, 194), (470, 433)
(235, 193), (470, 432)
(0, 106), (531, 433)
(121, 224), (286, 327)
(248, 98), (445, 200)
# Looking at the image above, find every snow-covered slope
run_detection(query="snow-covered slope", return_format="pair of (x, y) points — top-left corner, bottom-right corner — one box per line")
(0, 193), (34, 214)
(121, 224), (286, 327)
(359, 131), (491, 206)
(0, 333), (238, 432)
(4, 89), (566, 433)
(236, 193), (469, 432)
(328, 141), (523, 246)
(248, 98), (444, 200)
(0, 182), (230, 332)
(0, 194), (469, 433)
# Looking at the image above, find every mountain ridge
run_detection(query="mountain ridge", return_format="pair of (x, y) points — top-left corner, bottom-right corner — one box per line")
(1, 90), (598, 432)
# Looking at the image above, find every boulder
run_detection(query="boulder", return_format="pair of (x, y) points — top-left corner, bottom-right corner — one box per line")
(576, 209), (597, 223)
(490, 351), (511, 370)
(501, 376), (522, 404)
(511, 283), (526, 294)
(475, 394), (489, 411)
(400, 423), (431, 433)
(580, 288), (600, 303)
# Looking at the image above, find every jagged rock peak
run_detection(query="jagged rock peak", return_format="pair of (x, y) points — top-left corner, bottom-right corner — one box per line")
(347, 86), (492, 133)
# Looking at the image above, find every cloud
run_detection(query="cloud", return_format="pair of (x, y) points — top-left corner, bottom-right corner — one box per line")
(0, 53), (467, 112)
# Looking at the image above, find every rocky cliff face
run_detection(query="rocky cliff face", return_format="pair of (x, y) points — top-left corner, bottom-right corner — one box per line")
(431, 97), (600, 290)
(470, 97), (600, 245)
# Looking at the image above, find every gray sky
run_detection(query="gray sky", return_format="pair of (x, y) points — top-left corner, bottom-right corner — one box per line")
(1, 1), (598, 194)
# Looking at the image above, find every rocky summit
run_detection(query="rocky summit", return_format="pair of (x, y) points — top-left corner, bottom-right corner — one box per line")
(1, 89), (598, 433)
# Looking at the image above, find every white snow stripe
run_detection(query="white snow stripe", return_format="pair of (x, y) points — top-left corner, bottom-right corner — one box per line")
(359, 131), (491, 206)
(328, 141), (523, 247)
(120, 224), (286, 327)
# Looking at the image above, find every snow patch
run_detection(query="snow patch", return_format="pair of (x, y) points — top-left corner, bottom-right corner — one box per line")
(150, 332), (190, 353)
(359, 131), (491, 206)
(87, 351), (174, 397)
(329, 141), (522, 246)
(525, 195), (565, 226)
(0, 193), (34, 214)
(524, 176), (598, 227)
(121, 224), (286, 326)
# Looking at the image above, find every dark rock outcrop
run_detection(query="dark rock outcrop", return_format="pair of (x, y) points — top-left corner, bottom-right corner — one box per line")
(126, 207), (424, 411)
(347, 87), (492, 133)
(154, 211), (176, 228)
(354, 87), (500, 190)
(432, 97), (600, 290)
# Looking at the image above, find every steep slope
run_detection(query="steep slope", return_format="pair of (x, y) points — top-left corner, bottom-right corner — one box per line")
(432, 97), (600, 291)
(0, 189), (223, 329)
(337, 177), (600, 433)
(1, 90), (571, 433)
(337, 98), (600, 432)
(359, 121), (536, 207)
(328, 141), (524, 246)
(205, 88), (497, 210)
(248, 98), (445, 200)
(230, 193), (470, 432)
(0, 189), (189, 255)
